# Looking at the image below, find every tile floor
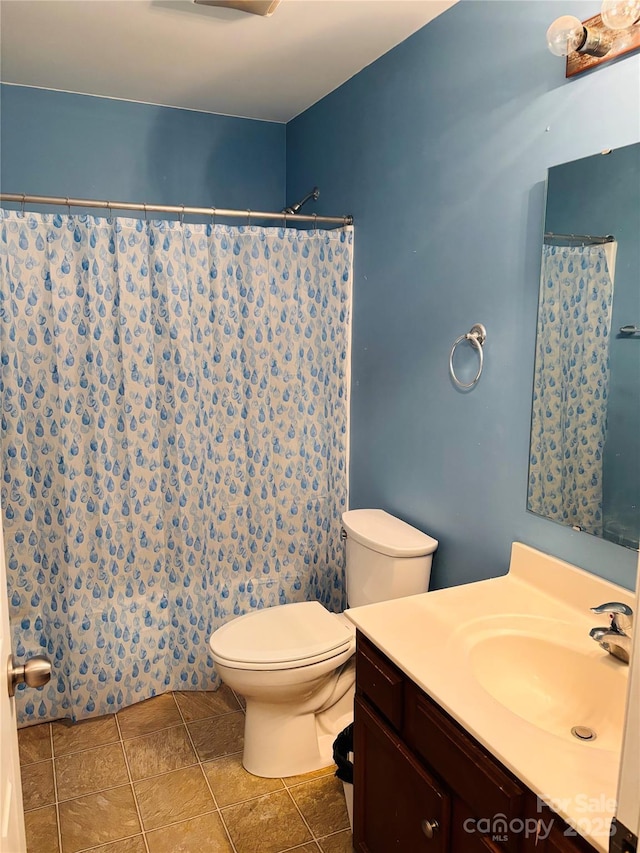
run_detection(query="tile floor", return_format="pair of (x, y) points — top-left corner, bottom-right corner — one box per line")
(18, 688), (353, 853)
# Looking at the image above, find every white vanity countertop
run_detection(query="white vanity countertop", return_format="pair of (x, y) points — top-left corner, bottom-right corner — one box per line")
(344, 543), (635, 853)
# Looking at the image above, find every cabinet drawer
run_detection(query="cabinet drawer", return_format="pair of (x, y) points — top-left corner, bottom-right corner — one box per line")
(405, 684), (524, 852)
(356, 633), (404, 730)
(354, 695), (449, 853)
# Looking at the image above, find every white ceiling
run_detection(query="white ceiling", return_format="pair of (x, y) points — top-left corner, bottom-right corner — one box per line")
(0, 0), (456, 123)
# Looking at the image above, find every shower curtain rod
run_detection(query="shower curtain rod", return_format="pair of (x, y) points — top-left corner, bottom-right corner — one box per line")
(0, 192), (354, 226)
(544, 231), (614, 245)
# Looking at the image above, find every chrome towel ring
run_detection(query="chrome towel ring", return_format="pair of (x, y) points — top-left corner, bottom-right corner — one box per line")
(449, 323), (487, 390)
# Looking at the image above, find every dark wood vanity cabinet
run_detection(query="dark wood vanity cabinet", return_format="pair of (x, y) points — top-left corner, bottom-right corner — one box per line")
(353, 632), (598, 853)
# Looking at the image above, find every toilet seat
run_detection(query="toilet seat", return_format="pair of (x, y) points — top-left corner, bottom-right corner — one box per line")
(209, 601), (355, 671)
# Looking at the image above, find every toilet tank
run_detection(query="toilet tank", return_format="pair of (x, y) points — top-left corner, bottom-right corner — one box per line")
(342, 509), (438, 608)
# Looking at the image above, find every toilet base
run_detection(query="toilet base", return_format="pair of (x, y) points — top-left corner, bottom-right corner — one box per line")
(242, 664), (355, 778)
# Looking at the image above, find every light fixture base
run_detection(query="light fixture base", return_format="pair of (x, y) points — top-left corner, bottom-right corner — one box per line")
(567, 13), (640, 76)
(193, 0), (281, 16)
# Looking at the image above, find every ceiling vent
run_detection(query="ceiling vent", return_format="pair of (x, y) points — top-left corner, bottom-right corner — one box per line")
(193, 0), (282, 16)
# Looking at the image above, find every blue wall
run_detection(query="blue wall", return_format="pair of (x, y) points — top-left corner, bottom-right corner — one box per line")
(287, 0), (639, 590)
(0, 85), (285, 214)
(1, 6), (638, 593)
(545, 144), (640, 548)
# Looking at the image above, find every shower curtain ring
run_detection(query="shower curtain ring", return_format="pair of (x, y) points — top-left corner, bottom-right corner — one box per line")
(211, 206), (216, 227)
(247, 209), (251, 227)
(20, 194), (26, 215)
(313, 213), (318, 233)
(180, 205), (185, 226)
(107, 201), (113, 219)
(143, 203), (148, 222)
(65, 197), (71, 216)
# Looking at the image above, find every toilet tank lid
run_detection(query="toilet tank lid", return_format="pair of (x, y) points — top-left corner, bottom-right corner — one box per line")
(342, 509), (438, 558)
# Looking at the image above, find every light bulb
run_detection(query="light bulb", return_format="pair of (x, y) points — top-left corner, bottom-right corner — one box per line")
(546, 16), (586, 56)
(601, 0), (640, 29)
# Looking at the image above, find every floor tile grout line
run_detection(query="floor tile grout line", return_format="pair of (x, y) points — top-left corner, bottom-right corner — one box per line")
(19, 755), (54, 769)
(119, 703), (243, 740)
(54, 778), (155, 806)
(283, 784), (319, 846)
(229, 687), (245, 712)
(213, 783), (289, 811)
(23, 691), (243, 755)
(314, 830), (350, 853)
(47, 708), (243, 760)
(51, 722), (190, 762)
(75, 831), (146, 853)
(121, 756), (204, 785)
(175, 687), (244, 717)
(48, 723), (64, 853)
(50, 738), (121, 762)
(119, 716), (213, 744)
(139, 807), (221, 838)
(114, 713), (152, 853)
(173, 691), (241, 853)
(285, 776), (351, 847)
(281, 769), (336, 790)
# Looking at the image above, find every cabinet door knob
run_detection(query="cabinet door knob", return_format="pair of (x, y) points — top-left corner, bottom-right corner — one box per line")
(421, 818), (439, 839)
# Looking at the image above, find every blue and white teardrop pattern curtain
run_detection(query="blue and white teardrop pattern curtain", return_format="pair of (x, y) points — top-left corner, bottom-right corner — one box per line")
(0, 209), (352, 724)
(528, 243), (614, 536)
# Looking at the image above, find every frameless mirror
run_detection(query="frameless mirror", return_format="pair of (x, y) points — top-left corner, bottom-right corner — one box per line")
(528, 142), (640, 549)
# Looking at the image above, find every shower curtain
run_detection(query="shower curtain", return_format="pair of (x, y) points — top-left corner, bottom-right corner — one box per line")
(0, 209), (353, 724)
(528, 243), (614, 535)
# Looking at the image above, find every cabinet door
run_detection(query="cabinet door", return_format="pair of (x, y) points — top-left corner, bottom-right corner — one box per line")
(405, 682), (524, 852)
(544, 823), (603, 853)
(451, 796), (518, 852)
(354, 696), (449, 853)
(521, 798), (600, 853)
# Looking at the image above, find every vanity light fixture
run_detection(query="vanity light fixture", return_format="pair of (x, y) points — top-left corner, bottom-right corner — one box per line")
(546, 0), (640, 76)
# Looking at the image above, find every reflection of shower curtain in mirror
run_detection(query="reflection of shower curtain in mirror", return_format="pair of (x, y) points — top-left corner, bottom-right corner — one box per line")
(529, 244), (615, 535)
(527, 243), (616, 535)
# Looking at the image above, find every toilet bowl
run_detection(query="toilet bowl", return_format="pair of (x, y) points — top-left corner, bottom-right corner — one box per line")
(209, 509), (438, 778)
(209, 601), (356, 777)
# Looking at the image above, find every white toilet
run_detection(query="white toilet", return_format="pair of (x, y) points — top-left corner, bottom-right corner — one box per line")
(208, 509), (438, 778)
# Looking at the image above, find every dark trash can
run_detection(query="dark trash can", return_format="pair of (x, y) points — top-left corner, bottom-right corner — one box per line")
(333, 723), (354, 831)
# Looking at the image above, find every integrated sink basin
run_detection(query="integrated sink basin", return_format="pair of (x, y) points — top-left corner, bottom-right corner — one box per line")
(466, 626), (627, 751)
(345, 543), (635, 852)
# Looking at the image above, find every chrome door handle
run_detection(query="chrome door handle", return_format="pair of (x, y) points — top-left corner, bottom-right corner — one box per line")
(7, 654), (52, 697)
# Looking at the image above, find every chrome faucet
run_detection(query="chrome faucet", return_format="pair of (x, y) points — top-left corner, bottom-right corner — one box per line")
(589, 602), (634, 664)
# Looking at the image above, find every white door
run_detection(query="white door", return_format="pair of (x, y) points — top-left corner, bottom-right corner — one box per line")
(615, 551), (640, 849)
(0, 516), (26, 853)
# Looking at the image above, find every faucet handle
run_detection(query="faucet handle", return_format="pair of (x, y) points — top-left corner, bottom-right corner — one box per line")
(590, 602), (633, 634)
